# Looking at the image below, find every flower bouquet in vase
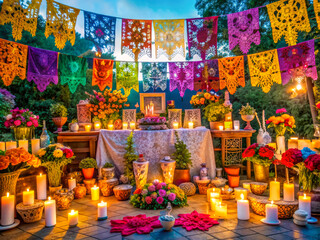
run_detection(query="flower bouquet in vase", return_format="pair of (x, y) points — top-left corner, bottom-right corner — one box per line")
(242, 143), (275, 182)
(4, 108), (39, 140)
(0, 148), (40, 198)
(37, 144), (75, 195)
(266, 108), (295, 156)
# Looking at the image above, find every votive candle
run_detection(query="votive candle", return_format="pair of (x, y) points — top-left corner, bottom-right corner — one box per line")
(237, 194), (250, 220)
(5, 141), (17, 150)
(123, 122), (128, 130)
(97, 200), (108, 220)
(242, 183), (251, 193)
(84, 124), (91, 132)
(188, 122), (194, 129)
(1, 192), (14, 226)
(130, 122), (135, 130)
(210, 198), (221, 211)
(215, 202), (227, 219)
(36, 173), (47, 200)
(234, 187), (248, 200)
(18, 140), (28, 151)
(234, 120), (240, 130)
(219, 125), (223, 131)
(31, 139), (40, 155)
(68, 177), (76, 191)
(44, 197), (56, 227)
(283, 182), (295, 202)
(269, 178), (280, 201)
(298, 139), (312, 150)
(0, 141), (5, 151)
(173, 122), (179, 129)
(68, 209), (78, 227)
(94, 122), (101, 131)
(107, 124), (114, 131)
(23, 188), (34, 205)
(288, 137), (298, 149)
(265, 201), (278, 223)
(299, 194), (311, 218)
(91, 185), (100, 201)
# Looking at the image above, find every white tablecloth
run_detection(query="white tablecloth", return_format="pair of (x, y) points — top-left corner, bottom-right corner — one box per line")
(96, 128), (216, 182)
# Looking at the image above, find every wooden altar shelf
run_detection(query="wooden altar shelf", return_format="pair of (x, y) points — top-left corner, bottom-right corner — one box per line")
(57, 131), (99, 170)
(248, 193), (298, 219)
(211, 129), (256, 179)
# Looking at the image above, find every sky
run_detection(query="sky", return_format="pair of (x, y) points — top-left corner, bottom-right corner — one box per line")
(38, 0), (200, 62)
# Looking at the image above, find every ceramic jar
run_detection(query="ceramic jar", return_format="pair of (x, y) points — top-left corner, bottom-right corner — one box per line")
(54, 188), (74, 210)
(74, 184), (87, 199)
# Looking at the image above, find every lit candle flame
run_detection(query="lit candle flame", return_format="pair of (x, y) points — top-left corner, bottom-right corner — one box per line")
(274, 178), (277, 182)
(71, 177), (73, 180)
(304, 193), (306, 199)
(48, 197), (51, 200)
(27, 188), (29, 192)
(71, 209), (74, 214)
(271, 200), (274, 205)
(240, 193), (244, 200)
(40, 173), (42, 176)
(94, 185), (96, 188)
(6, 192), (9, 197)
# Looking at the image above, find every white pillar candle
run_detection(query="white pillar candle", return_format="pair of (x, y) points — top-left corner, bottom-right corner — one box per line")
(68, 177), (76, 191)
(299, 194), (311, 218)
(215, 202), (227, 219)
(23, 188), (34, 205)
(31, 139), (40, 155)
(68, 209), (78, 227)
(123, 122), (128, 130)
(44, 197), (56, 227)
(0, 142), (5, 151)
(265, 201), (278, 223)
(288, 137), (298, 149)
(36, 173), (47, 200)
(18, 140), (28, 151)
(237, 194), (250, 220)
(1, 192), (14, 226)
(269, 179), (280, 201)
(107, 124), (114, 131)
(97, 201), (108, 220)
(210, 198), (221, 211)
(233, 120), (240, 130)
(283, 182), (295, 202)
(218, 125), (223, 131)
(234, 188), (248, 200)
(91, 185), (100, 201)
(5, 141), (17, 150)
(130, 122), (135, 130)
(243, 183), (251, 192)
(188, 122), (194, 129)
(173, 122), (179, 129)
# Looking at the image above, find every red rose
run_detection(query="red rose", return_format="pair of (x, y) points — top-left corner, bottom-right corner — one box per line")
(242, 148), (255, 158)
(258, 147), (274, 160)
(133, 188), (142, 195)
(63, 148), (74, 158)
(248, 143), (259, 150)
(305, 154), (320, 171)
(281, 149), (303, 168)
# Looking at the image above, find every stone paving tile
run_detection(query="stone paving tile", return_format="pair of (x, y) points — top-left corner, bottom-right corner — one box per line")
(268, 233), (295, 240)
(239, 233), (273, 240)
(233, 228), (256, 236)
(32, 226), (66, 238)
(150, 229), (188, 240)
(0, 232), (37, 240)
(77, 225), (108, 236)
(206, 225), (228, 234)
(186, 232), (216, 239)
(284, 230), (315, 239)
(210, 230), (240, 239)
(250, 225), (290, 236)
(42, 231), (89, 240)
(173, 227), (207, 237)
(92, 231), (121, 240)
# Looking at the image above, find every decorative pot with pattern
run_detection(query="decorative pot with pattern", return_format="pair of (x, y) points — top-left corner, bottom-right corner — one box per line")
(160, 160), (176, 184)
(49, 185), (62, 197)
(173, 169), (191, 186)
(83, 178), (96, 194)
(54, 188), (74, 210)
(113, 184), (133, 201)
(73, 184), (87, 199)
(101, 167), (115, 180)
(133, 161), (149, 189)
(179, 182), (196, 196)
(70, 123), (79, 132)
(52, 117), (68, 132)
(101, 178), (119, 197)
(241, 115), (255, 130)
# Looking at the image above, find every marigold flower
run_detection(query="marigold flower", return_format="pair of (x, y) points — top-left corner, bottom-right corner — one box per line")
(53, 149), (63, 158)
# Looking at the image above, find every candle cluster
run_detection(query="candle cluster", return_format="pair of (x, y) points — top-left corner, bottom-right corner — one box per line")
(0, 139), (40, 153)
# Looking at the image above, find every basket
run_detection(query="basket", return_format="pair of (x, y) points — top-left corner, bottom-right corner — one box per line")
(0, 169), (24, 197)
(250, 182), (268, 195)
(113, 184), (132, 201)
(248, 193), (298, 219)
(196, 179), (210, 195)
(16, 200), (44, 223)
(100, 178), (119, 197)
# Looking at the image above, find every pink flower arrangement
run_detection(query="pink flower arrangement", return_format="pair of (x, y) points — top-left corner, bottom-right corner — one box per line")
(168, 193), (176, 201)
(156, 197), (164, 204)
(4, 108), (39, 129)
(148, 185), (155, 192)
(139, 117), (166, 125)
(276, 108), (287, 114)
(145, 196), (152, 204)
(159, 189), (166, 197)
(151, 192), (157, 199)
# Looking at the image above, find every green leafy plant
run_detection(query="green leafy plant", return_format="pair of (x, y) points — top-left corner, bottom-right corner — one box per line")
(239, 103), (256, 115)
(71, 119), (78, 124)
(103, 162), (114, 168)
(203, 101), (232, 122)
(79, 158), (97, 169)
(172, 131), (192, 169)
(124, 132), (139, 185)
(50, 103), (68, 118)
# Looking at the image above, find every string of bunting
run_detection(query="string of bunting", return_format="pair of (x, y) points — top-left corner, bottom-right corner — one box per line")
(0, 38), (317, 96)
(0, 0), (316, 60)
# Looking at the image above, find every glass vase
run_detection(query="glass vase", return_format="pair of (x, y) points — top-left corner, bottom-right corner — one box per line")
(276, 136), (286, 155)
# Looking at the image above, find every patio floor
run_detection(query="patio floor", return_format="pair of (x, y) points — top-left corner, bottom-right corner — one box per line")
(1, 194), (320, 240)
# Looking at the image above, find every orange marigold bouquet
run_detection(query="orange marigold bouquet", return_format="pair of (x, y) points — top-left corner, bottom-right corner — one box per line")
(190, 91), (219, 109)
(0, 147), (41, 173)
(266, 108), (295, 136)
(86, 89), (129, 128)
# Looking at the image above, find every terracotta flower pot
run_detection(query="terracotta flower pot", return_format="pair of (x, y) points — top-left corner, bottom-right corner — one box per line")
(52, 117), (67, 132)
(224, 166), (240, 176)
(209, 121), (224, 130)
(228, 175), (240, 188)
(173, 169), (191, 186)
(241, 115), (255, 130)
(82, 168), (94, 179)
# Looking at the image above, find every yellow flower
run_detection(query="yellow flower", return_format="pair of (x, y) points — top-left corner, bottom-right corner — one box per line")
(53, 149), (63, 158)
(204, 93), (211, 100)
(37, 148), (46, 157)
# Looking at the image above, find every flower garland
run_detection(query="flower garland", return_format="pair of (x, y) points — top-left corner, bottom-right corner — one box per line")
(130, 180), (187, 210)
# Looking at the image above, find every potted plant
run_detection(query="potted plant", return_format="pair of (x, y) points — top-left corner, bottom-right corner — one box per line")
(4, 108), (39, 140)
(242, 143), (275, 182)
(239, 103), (256, 130)
(69, 119), (79, 132)
(0, 148), (40, 200)
(203, 101), (232, 130)
(79, 158), (97, 179)
(172, 131), (192, 185)
(38, 144), (74, 195)
(101, 162), (115, 180)
(50, 103), (68, 132)
(123, 132), (139, 185)
(266, 108), (295, 155)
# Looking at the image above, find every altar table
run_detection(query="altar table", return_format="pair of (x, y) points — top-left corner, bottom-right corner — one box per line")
(96, 128), (216, 182)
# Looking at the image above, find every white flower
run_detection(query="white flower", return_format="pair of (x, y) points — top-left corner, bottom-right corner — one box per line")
(5, 114), (12, 120)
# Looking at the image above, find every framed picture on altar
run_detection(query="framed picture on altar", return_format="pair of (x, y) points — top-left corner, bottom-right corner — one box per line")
(140, 93), (166, 114)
